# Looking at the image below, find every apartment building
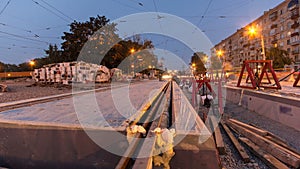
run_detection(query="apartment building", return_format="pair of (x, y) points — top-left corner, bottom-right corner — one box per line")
(212, 0), (300, 69)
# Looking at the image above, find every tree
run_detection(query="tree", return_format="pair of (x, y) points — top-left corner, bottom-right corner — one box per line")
(45, 44), (63, 63)
(102, 38), (156, 72)
(61, 15), (111, 62)
(266, 47), (293, 69)
(210, 55), (222, 70)
(191, 52), (207, 75)
(0, 62), (20, 72)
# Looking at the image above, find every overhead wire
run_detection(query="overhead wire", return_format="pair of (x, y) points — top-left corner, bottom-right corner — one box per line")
(126, 0), (153, 11)
(111, 0), (145, 12)
(200, 0), (251, 26)
(128, 0), (144, 6)
(32, 0), (70, 22)
(196, 0), (253, 43)
(152, 0), (166, 47)
(25, 35), (60, 39)
(0, 22), (38, 37)
(0, 44), (43, 50)
(33, 25), (69, 32)
(207, 0), (250, 14)
(0, 23), (61, 45)
(0, 23), (65, 40)
(0, 0), (10, 16)
(195, 0), (213, 27)
(151, 0), (186, 64)
(0, 30), (49, 44)
(182, 15), (250, 19)
(0, 35), (45, 45)
(39, 0), (74, 21)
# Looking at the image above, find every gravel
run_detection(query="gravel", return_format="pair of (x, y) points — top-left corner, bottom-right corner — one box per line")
(0, 79), (71, 103)
(0, 79), (113, 103)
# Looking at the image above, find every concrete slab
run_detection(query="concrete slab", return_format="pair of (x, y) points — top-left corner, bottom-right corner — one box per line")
(0, 121), (126, 169)
(0, 81), (165, 127)
(226, 86), (300, 131)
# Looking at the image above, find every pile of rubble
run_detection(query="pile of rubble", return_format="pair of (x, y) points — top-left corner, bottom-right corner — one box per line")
(32, 61), (112, 84)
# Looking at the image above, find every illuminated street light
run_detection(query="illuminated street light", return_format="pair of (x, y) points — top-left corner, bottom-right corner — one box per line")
(217, 49), (224, 58)
(247, 25), (266, 60)
(217, 49), (225, 64)
(29, 60), (35, 66)
(203, 56), (208, 63)
(29, 60), (35, 70)
(129, 48), (136, 76)
(248, 26), (257, 37)
(130, 48), (135, 54)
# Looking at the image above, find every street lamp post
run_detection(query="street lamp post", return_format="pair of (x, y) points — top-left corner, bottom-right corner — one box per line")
(248, 26), (266, 60)
(130, 48), (136, 77)
(191, 63), (196, 76)
(247, 25), (269, 88)
(217, 49), (225, 78)
(131, 64), (135, 77)
(261, 35), (266, 61)
(217, 49), (225, 66)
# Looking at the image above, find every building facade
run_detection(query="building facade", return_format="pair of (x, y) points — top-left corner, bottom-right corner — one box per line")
(212, 0), (300, 69)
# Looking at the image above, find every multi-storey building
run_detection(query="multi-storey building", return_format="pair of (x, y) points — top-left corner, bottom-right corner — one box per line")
(212, 0), (300, 70)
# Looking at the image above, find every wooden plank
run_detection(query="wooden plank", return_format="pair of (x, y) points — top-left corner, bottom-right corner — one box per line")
(239, 137), (289, 169)
(228, 119), (268, 136)
(229, 119), (300, 155)
(228, 120), (300, 160)
(248, 123), (288, 145)
(208, 117), (225, 155)
(264, 135), (300, 156)
(215, 125), (226, 155)
(227, 121), (300, 168)
(239, 121), (299, 155)
(220, 122), (250, 162)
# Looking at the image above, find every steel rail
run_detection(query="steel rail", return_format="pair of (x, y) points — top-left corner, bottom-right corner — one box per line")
(115, 81), (171, 169)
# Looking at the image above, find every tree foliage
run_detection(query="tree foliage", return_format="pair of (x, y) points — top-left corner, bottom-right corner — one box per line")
(61, 15), (111, 62)
(102, 38), (155, 69)
(266, 47), (293, 69)
(0, 62), (19, 72)
(210, 54), (222, 70)
(45, 44), (62, 63)
(191, 52), (207, 75)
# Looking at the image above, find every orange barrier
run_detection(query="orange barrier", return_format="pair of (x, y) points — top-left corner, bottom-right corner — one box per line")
(0, 72), (32, 78)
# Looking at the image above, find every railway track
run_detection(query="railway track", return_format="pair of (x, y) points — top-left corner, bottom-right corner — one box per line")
(116, 81), (172, 169)
(115, 81), (219, 169)
(0, 80), (220, 169)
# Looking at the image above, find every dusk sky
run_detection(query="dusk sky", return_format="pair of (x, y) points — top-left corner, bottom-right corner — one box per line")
(0, 0), (283, 64)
